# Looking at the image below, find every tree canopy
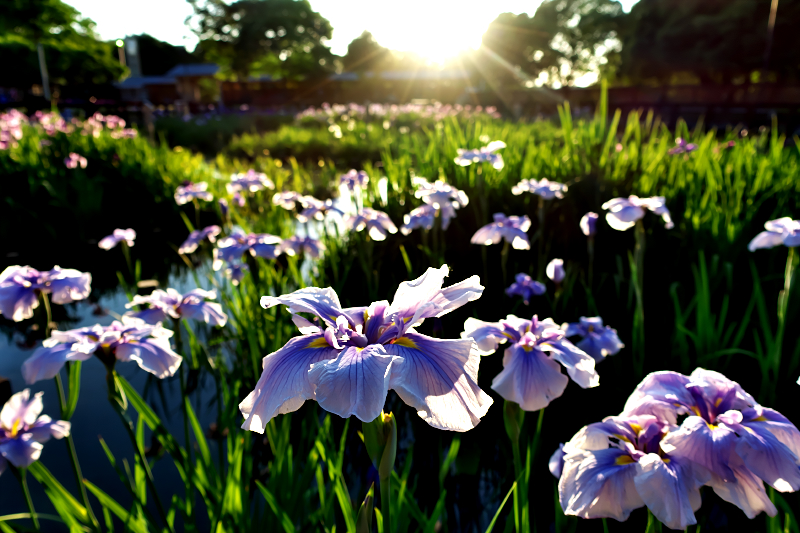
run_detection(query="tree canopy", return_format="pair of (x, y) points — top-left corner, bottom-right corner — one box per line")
(135, 34), (201, 76)
(0, 0), (125, 89)
(342, 31), (389, 72)
(188, 0), (334, 81)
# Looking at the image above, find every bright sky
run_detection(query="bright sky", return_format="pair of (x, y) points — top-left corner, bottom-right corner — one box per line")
(63, 0), (639, 62)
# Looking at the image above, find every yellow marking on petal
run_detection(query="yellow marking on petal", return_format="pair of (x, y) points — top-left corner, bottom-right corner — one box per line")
(613, 433), (631, 443)
(662, 457), (671, 464)
(615, 455), (636, 465)
(753, 416), (768, 422)
(502, 332), (515, 339)
(391, 337), (418, 349)
(691, 406), (702, 417)
(629, 423), (642, 435)
(307, 337), (331, 349)
(715, 397), (723, 407)
(9, 419), (21, 438)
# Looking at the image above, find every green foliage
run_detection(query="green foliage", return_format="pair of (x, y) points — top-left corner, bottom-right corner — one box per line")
(0, 0), (125, 88)
(188, 0), (334, 81)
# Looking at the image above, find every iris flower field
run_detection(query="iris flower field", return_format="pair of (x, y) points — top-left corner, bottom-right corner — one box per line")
(1, 94), (800, 532)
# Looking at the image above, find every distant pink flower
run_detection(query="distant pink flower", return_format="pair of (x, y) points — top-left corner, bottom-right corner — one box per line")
(64, 153), (87, 169)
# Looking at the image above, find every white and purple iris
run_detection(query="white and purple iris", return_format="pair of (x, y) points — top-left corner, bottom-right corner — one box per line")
(175, 181), (213, 206)
(0, 390), (70, 475)
(511, 178), (568, 200)
(748, 217), (800, 251)
(580, 212), (599, 237)
(562, 316), (624, 362)
(280, 236), (325, 259)
(213, 229), (284, 269)
(64, 152), (87, 169)
(602, 196), (674, 231)
(454, 141), (506, 170)
(272, 191), (305, 210)
(345, 208), (398, 241)
(125, 288), (227, 327)
(0, 266), (92, 322)
(339, 169), (369, 191)
(21, 318), (182, 384)
(622, 368), (800, 519)
(240, 265), (492, 433)
(546, 258), (565, 283)
(227, 170), (274, 195)
(462, 315), (599, 411)
(98, 228), (136, 250)
(401, 178), (468, 234)
(178, 225), (222, 254)
(470, 213), (531, 250)
(557, 414), (708, 530)
(505, 273), (545, 305)
(296, 196), (343, 223)
(668, 138), (698, 155)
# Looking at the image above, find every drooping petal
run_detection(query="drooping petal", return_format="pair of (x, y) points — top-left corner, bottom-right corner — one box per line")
(660, 416), (737, 481)
(733, 421), (800, 492)
(240, 334), (339, 433)
(550, 444), (566, 478)
(559, 447), (644, 522)
(491, 344), (569, 411)
(0, 283), (39, 322)
(261, 287), (346, 329)
(26, 416), (70, 442)
(384, 332), (493, 432)
(741, 406), (800, 459)
(621, 371), (694, 424)
(605, 207), (644, 231)
(21, 344), (94, 385)
(748, 231), (785, 252)
(115, 337), (182, 379)
(707, 457), (777, 518)
(308, 344), (396, 423)
(634, 454), (707, 530)
(0, 436), (43, 469)
(46, 268), (92, 304)
(544, 340), (599, 389)
(179, 300), (228, 327)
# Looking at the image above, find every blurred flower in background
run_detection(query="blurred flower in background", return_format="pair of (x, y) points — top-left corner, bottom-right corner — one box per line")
(602, 196), (674, 231)
(0, 390), (70, 474)
(98, 228), (136, 250)
(471, 213), (531, 250)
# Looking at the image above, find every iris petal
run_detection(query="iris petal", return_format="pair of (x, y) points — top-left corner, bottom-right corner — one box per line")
(634, 454), (706, 530)
(491, 344), (569, 411)
(21, 343), (94, 385)
(308, 344), (396, 423)
(383, 332), (492, 432)
(239, 334), (339, 433)
(115, 337), (182, 379)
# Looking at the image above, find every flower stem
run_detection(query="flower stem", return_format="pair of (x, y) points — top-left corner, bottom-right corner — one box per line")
(362, 413), (396, 533)
(631, 221), (646, 377)
(41, 292), (53, 338)
(504, 401), (529, 533)
(767, 247), (796, 403)
(173, 318), (195, 526)
(537, 197), (545, 280)
(19, 468), (39, 531)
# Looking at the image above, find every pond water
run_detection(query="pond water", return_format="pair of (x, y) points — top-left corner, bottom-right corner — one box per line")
(0, 263), (223, 530)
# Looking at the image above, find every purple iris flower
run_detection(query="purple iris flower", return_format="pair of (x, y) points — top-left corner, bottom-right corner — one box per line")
(226, 262), (248, 285)
(506, 273), (545, 305)
(454, 140), (506, 170)
(280, 236), (325, 259)
(546, 258), (565, 283)
(0, 266), (92, 322)
(212, 229), (283, 269)
(175, 181), (213, 206)
(178, 225), (221, 254)
(98, 228), (136, 250)
(339, 169), (369, 191)
(297, 196), (343, 223)
(602, 196), (674, 231)
(345, 208), (398, 241)
(404, 178), (468, 232)
(668, 138), (698, 155)
(462, 315), (598, 411)
(470, 213), (531, 250)
(563, 317), (624, 362)
(400, 204), (436, 235)
(272, 191), (305, 210)
(125, 288), (227, 327)
(581, 212), (599, 236)
(21, 318), (182, 384)
(0, 390), (70, 475)
(511, 178), (568, 200)
(558, 414), (709, 530)
(240, 265), (491, 433)
(622, 368), (800, 518)
(748, 218), (800, 251)
(227, 170), (274, 195)
(64, 152), (87, 169)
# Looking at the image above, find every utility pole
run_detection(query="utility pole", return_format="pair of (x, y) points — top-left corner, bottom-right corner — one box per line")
(37, 42), (51, 101)
(116, 39), (126, 68)
(764, 0), (779, 69)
